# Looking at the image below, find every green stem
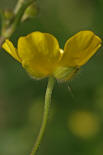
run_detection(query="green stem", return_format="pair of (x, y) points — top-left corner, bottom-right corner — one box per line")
(30, 77), (55, 155)
(0, 36), (5, 49)
(1, 0), (33, 38)
(12, 0), (34, 30)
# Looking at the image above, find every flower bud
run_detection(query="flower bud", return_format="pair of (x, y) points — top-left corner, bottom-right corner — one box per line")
(22, 2), (39, 21)
(4, 10), (14, 21)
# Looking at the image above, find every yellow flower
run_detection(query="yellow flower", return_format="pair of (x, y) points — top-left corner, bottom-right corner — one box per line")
(68, 111), (100, 139)
(2, 31), (102, 80)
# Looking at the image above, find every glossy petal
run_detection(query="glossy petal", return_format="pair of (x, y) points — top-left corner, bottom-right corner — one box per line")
(59, 31), (102, 67)
(17, 31), (61, 78)
(2, 40), (21, 62)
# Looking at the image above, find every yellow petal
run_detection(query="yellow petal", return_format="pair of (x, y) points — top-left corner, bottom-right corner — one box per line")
(60, 31), (102, 67)
(2, 40), (21, 62)
(18, 31), (61, 78)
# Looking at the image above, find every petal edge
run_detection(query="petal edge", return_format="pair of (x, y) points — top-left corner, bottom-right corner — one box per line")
(60, 31), (102, 67)
(2, 40), (21, 63)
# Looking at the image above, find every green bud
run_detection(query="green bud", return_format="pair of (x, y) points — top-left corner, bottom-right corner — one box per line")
(22, 2), (39, 21)
(0, 9), (14, 36)
(4, 10), (14, 20)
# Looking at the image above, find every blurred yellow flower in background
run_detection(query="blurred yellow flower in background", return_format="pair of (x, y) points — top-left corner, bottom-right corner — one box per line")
(68, 111), (100, 139)
(2, 31), (102, 80)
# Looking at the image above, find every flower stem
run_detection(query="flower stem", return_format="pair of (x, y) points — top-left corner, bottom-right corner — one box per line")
(0, 0), (34, 42)
(30, 77), (55, 155)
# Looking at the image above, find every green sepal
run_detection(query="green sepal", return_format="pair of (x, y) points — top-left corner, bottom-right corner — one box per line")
(54, 66), (79, 81)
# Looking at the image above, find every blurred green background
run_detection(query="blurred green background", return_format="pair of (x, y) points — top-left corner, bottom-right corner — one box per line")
(0, 0), (103, 155)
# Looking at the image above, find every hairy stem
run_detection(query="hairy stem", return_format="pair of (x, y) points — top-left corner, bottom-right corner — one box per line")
(30, 77), (55, 155)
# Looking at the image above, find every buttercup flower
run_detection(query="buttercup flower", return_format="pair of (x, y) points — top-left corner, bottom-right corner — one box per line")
(2, 31), (102, 80)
